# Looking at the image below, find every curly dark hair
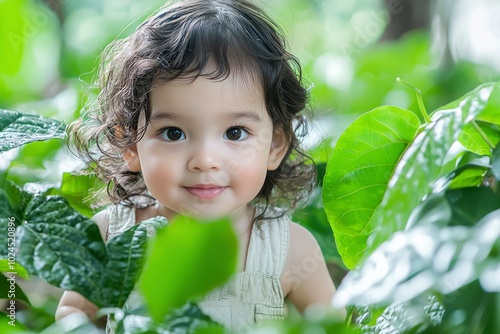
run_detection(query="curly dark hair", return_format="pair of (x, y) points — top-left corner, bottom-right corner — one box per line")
(70, 0), (315, 215)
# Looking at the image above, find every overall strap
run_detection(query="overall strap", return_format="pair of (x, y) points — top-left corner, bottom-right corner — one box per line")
(106, 204), (136, 240)
(245, 210), (289, 277)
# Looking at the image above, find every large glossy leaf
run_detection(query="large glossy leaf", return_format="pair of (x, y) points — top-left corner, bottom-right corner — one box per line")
(0, 181), (156, 308)
(322, 106), (420, 269)
(140, 215), (237, 322)
(356, 295), (444, 334)
(367, 83), (500, 254)
(0, 109), (66, 153)
(447, 155), (490, 190)
(334, 205), (500, 307)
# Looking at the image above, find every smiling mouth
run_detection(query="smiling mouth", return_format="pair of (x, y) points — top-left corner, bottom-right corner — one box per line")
(183, 185), (227, 200)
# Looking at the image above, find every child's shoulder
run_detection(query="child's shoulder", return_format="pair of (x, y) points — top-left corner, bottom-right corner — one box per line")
(282, 221), (336, 312)
(287, 221), (322, 260)
(91, 209), (110, 241)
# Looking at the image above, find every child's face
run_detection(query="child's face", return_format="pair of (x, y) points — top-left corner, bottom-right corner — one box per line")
(124, 74), (287, 220)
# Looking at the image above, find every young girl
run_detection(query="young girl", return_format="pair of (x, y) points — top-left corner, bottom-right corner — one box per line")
(56, 0), (339, 331)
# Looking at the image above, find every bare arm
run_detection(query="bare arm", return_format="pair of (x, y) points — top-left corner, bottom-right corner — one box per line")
(281, 222), (345, 316)
(55, 210), (109, 321)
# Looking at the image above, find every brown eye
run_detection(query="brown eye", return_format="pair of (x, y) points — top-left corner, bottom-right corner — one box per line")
(160, 127), (185, 141)
(224, 127), (248, 141)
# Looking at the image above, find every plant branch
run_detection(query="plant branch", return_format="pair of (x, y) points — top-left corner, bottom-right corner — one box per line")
(396, 77), (431, 123)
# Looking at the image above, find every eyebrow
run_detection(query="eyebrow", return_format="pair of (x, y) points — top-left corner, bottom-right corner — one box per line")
(149, 112), (179, 122)
(150, 111), (262, 122)
(226, 111), (262, 122)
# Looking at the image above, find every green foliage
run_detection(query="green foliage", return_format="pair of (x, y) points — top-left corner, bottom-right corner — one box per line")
(0, 260), (29, 279)
(324, 82), (500, 269)
(0, 179), (155, 309)
(323, 106), (421, 268)
(323, 82), (500, 333)
(0, 109), (66, 153)
(58, 172), (106, 218)
(0, 274), (30, 306)
(2, 1), (500, 332)
(2, 86), (499, 332)
(112, 303), (224, 334)
(140, 216), (238, 322)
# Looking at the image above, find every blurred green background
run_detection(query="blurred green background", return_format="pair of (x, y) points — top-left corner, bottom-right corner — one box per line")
(2, 0), (500, 331)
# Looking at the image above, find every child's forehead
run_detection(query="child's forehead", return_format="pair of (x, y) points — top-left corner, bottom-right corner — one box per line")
(145, 74), (269, 127)
(154, 63), (264, 94)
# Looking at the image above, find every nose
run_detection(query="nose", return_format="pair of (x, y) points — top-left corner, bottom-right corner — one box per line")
(187, 143), (222, 172)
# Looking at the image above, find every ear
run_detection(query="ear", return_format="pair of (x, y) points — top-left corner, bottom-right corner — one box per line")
(123, 145), (141, 172)
(267, 129), (288, 171)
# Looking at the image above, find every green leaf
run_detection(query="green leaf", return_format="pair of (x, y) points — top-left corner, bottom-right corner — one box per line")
(0, 181), (158, 308)
(59, 172), (106, 218)
(354, 295), (444, 334)
(0, 181), (33, 257)
(0, 260), (29, 279)
(459, 122), (500, 156)
(113, 302), (223, 334)
(102, 220), (153, 308)
(322, 106), (420, 269)
(15, 194), (112, 306)
(0, 109), (66, 153)
(445, 153), (490, 189)
(140, 216), (237, 322)
(334, 205), (500, 307)
(447, 187), (500, 227)
(0, 313), (27, 332)
(492, 143), (500, 181)
(368, 82), (500, 255)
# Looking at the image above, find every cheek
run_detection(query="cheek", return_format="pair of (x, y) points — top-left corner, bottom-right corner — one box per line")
(139, 152), (179, 190)
(226, 149), (269, 188)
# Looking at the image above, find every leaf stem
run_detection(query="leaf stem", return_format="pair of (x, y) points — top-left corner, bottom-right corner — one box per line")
(471, 120), (496, 150)
(396, 77), (431, 123)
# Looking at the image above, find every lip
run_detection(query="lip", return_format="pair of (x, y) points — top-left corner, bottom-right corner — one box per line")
(183, 184), (227, 200)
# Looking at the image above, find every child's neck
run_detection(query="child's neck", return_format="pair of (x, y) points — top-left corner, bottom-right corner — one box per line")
(228, 205), (255, 237)
(229, 205), (255, 273)
(145, 203), (255, 272)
